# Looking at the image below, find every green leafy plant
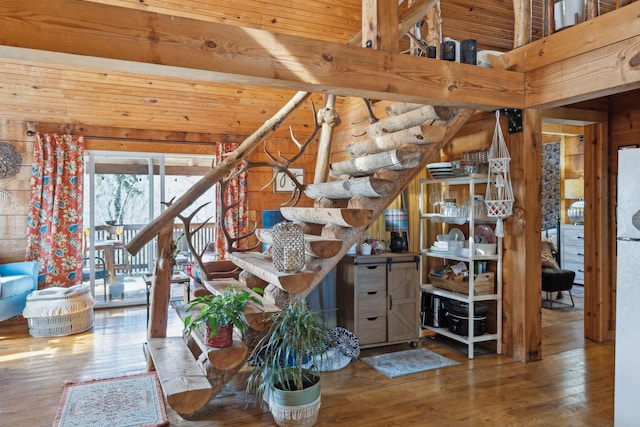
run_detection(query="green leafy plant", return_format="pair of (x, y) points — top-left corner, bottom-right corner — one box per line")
(246, 299), (334, 402)
(184, 286), (263, 339)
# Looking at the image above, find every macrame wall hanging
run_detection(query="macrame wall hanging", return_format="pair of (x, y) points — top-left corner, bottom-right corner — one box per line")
(484, 110), (514, 237)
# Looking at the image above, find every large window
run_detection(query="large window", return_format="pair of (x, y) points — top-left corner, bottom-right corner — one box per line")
(83, 152), (215, 307)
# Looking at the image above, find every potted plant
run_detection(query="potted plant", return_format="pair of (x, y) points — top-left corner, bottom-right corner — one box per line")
(246, 299), (334, 427)
(184, 286), (263, 348)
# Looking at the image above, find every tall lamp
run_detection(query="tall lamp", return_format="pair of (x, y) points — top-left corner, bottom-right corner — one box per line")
(385, 209), (409, 252)
(564, 178), (584, 225)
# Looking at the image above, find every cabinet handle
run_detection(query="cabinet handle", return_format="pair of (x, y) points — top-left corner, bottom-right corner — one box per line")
(367, 291), (378, 295)
(577, 253), (584, 256)
(389, 295), (393, 310)
(366, 317), (378, 321)
(577, 236), (584, 240)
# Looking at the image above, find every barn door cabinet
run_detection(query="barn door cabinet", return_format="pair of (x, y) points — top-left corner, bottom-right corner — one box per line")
(337, 253), (420, 349)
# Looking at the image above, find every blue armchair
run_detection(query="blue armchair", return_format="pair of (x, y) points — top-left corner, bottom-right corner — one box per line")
(0, 261), (39, 322)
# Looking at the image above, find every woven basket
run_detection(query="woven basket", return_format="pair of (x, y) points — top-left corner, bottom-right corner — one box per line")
(27, 308), (94, 337)
(429, 272), (495, 296)
(23, 284), (95, 337)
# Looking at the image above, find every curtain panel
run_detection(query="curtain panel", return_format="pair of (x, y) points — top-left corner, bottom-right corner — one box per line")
(26, 133), (85, 288)
(212, 143), (249, 259)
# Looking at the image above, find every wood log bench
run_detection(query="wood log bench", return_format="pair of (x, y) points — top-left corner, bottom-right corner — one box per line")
(146, 337), (213, 415)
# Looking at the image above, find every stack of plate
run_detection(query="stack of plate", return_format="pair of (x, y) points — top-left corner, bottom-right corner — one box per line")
(426, 162), (454, 178)
(430, 241), (448, 252)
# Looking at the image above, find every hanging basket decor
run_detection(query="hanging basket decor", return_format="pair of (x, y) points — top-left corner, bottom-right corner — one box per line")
(272, 221), (306, 273)
(0, 141), (22, 179)
(485, 110), (515, 238)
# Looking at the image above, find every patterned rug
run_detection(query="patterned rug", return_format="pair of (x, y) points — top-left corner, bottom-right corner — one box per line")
(361, 348), (460, 378)
(53, 372), (169, 427)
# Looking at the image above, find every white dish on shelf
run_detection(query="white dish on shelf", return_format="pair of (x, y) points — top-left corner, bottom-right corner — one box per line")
(430, 246), (449, 253)
(474, 224), (496, 243)
(426, 162), (454, 178)
(474, 243), (497, 255)
(448, 228), (465, 242)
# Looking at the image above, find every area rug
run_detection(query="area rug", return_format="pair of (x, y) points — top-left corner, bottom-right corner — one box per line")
(53, 372), (169, 427)
(360, 348), (460, 378)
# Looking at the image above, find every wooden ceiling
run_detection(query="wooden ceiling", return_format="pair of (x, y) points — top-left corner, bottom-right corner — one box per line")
(0, 0), (624, 145)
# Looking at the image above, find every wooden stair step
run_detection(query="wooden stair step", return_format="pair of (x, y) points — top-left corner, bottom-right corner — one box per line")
(229, 251), (317, 294)
(367, 105), (457, 137)
(202, 278), (280, 331)
(346, 122), (445, 157)
(147, 337), (213, 415)
(280, 207), (373, 228)
(256, 229), (343, 258)
(304, 177), (397, 200)
(174, 303), (249, 370)
(329, 149), (423, 178)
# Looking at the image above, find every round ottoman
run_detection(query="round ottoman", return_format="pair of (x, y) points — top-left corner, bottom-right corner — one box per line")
(23, 284), (95, 337)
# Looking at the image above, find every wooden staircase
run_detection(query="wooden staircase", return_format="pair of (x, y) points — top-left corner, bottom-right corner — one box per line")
(146, 102), (476, 415)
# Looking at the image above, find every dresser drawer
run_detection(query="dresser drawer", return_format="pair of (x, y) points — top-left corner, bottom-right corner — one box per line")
(562, 230), (585, 247)
(563, 261), (584, 282)
(563, 246), (585, 263)
(357, 316), (387, 345)
(357, 291), (387, 318)
(354, 264), (387, 292)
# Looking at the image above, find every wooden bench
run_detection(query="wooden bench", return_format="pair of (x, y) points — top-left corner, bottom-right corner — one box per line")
(147, 337), (213, 415)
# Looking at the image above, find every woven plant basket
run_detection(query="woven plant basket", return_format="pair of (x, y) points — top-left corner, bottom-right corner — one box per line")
(272, 221), (305, 273)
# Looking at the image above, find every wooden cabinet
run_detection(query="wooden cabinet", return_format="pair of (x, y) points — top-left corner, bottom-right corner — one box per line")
(560, 224), (585, 285)
(337, 253), (420, 349)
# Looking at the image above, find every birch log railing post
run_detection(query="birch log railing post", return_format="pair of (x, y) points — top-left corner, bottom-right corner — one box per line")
(126, 91), (311, 256)
(314, 94), (338, 185)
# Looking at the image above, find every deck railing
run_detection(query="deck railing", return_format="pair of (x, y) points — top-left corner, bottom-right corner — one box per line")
(91, 223), (216, 274)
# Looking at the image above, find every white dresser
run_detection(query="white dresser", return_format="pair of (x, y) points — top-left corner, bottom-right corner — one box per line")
(560, 224), (584, 285)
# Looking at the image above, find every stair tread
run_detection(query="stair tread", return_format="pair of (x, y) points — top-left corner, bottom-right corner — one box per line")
(147, 337), (212, 414)
(280, 207), (373, 228)
(229, 252), (317, 294)
(255, 229), (343, 258)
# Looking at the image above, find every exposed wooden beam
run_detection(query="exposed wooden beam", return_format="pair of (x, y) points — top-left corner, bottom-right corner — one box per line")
(0, 0), (523, 110)
(525, 34), (640, 108)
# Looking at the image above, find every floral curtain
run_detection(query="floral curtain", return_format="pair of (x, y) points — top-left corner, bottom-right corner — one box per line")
(212, 143), (249, 259)
(26, 133), (85, 288)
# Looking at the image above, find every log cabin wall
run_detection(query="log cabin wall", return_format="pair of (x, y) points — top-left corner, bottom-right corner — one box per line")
(0, 120), (34, 262)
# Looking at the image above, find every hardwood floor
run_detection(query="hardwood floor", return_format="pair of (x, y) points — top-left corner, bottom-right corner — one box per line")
(0, 296), (613, 426)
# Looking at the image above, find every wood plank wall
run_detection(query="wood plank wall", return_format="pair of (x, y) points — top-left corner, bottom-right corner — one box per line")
(0, 120), (34, 262)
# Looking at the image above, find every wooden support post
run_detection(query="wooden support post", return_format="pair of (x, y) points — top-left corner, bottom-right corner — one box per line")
(362, 0), (399, 52)
(314, 94), (338, 185)
(148, 224), (174, 340)
(502, 110), (543, 362)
